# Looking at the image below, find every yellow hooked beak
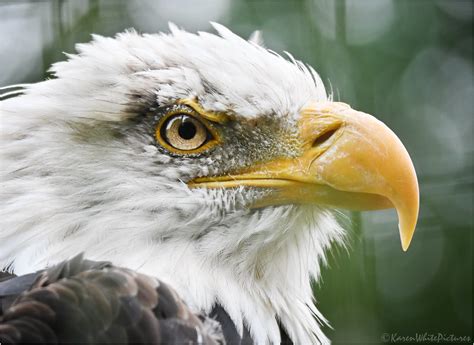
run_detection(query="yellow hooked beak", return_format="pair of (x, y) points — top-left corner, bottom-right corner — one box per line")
(190, 102), (419, 251)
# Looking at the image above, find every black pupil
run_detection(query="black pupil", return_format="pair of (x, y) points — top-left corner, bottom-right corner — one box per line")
(178, 118), (197, 140)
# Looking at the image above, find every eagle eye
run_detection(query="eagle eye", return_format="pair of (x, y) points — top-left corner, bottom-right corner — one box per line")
(163, 114), (207, 150)
(155, 111), (218, 154)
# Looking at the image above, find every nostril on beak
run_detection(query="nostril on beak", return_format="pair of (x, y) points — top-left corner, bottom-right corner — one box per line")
(313, 127), (339, 147)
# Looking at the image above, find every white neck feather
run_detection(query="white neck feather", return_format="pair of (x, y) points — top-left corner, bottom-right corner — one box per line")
(3, 200), (343, 345)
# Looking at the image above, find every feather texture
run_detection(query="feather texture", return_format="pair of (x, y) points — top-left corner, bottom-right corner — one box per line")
(0, 255), (223, 344)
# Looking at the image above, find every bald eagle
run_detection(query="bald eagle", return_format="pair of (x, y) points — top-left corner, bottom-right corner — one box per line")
(0, 24), (419, 344)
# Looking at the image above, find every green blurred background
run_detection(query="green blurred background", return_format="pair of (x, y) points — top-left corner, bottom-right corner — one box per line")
(0, 0), (472, 343)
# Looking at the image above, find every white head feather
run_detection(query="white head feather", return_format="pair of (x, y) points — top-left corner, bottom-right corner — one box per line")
(0, 23), (344, 344)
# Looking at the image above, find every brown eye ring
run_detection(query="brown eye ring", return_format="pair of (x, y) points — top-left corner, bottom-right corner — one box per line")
(156, 113), (218, 154)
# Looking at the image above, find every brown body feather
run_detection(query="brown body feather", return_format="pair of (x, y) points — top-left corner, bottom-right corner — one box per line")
(0, 255), (223, 344)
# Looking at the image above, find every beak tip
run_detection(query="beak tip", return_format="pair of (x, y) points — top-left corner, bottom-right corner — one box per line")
(399, 224), (415, 252)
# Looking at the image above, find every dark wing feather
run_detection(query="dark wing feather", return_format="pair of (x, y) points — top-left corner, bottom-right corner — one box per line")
(0, 272), (16, 283)
(0, 254), (223, 344)
(210, 304), (253, 345)
(209, 304), (294, 345)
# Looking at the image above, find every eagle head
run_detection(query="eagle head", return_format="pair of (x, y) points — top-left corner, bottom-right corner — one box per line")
(0, 23), (419, 344)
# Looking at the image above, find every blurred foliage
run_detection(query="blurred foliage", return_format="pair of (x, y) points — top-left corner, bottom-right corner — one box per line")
(0, 0), (472, 343)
